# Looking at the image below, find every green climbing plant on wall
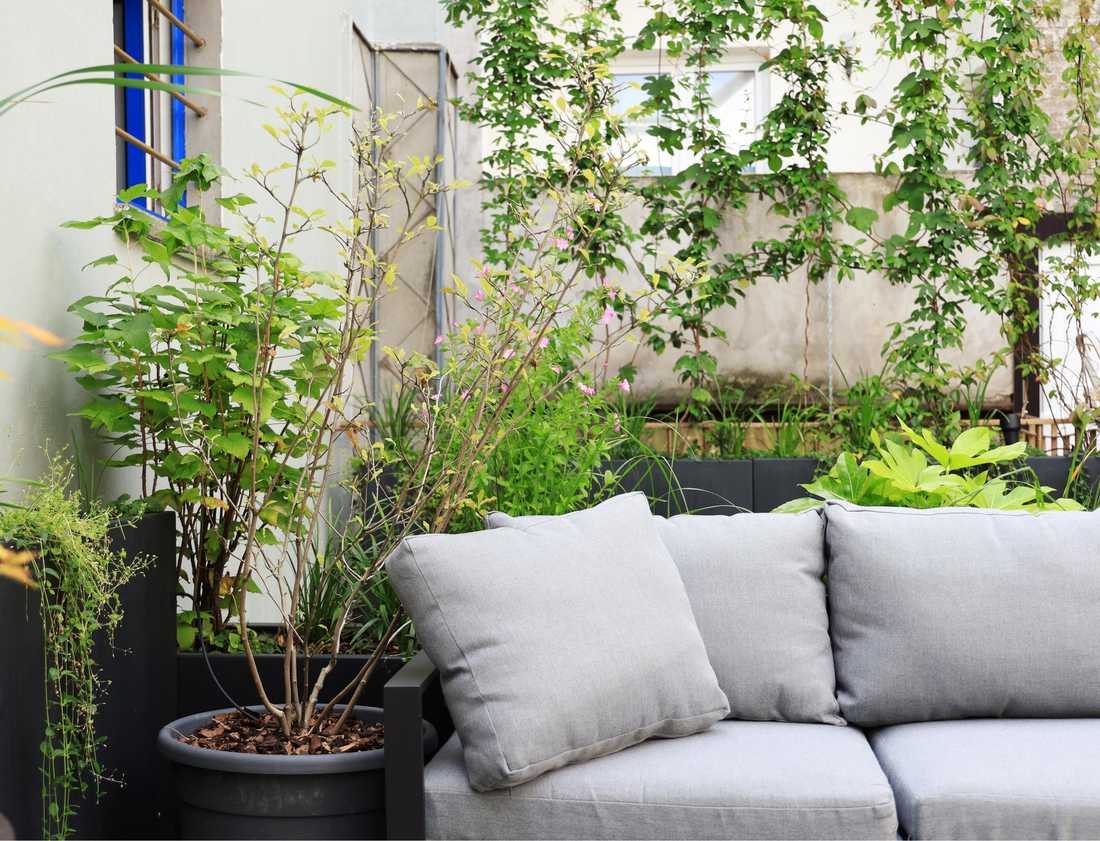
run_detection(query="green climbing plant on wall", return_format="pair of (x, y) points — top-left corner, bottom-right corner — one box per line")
(448, 0), (1100, 430)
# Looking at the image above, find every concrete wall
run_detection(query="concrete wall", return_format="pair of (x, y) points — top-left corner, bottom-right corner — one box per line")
(0, 3), (119, 484)
(611, 173), (1013, 406)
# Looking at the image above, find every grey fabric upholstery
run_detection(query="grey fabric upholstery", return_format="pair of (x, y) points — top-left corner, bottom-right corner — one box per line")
(824, 501), (1100, 726)
(487, 509), (842, 725)
(425, 721), (898, 840)
(386, 493), (729, 791)
(869, 719), (1100, 840)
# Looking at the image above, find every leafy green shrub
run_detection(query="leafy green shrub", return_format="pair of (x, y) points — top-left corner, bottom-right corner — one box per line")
(57, 140), (356, 645)
(777, 423), (1082, 512)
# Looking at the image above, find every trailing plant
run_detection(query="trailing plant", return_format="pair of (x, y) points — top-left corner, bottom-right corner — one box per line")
(0, 459), (145, 839)
(777, 422), (1081, 512)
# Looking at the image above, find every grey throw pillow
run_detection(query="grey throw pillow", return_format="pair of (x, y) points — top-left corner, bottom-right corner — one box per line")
(489, 508), (843, 725)
(824, 500), (1100, 726)
(387, 493), (730, 791)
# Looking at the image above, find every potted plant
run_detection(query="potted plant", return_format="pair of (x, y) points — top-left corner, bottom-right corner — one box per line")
(0, 459), (165, 841)
(58, 30), (699, 830)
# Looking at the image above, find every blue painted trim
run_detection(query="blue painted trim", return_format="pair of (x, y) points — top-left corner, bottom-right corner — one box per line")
(170, 0), (186, 161)
(170, 0), (187, 206)
(122, 0), (147, 209)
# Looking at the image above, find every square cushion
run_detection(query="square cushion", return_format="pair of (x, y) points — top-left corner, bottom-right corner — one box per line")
(486, 509), (842, 725)
(824, 501), (1100, 726)
(386, 493), (729, 791)
(425, 721), (898, 840)
(869, 719), (1100, 839)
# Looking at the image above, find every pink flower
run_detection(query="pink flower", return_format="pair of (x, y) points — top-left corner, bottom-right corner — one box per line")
(537, 337), (549, 349)
(612, 412), (621, 433)
(586, 191), (602, 212)
(618, 378), (631, 394)
(478, 265), (491, 278)
(501, 348), (515, 360)
(474, 287), (485, 302)
(600, 304), (615, 326)
(552, 237), (568, 250)
(578, 382), (596, 397)
(434, 335), (444, 346)
(550, 364), (561, 374)
(566, 226), (575, 238)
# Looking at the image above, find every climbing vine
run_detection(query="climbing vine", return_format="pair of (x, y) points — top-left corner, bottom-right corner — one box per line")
(450, 0), (1100, 428)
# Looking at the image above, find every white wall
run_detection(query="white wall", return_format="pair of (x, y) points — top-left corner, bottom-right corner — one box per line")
(0, 3), (121, 485)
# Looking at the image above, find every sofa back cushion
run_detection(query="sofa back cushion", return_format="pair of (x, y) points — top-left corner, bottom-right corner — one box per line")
(488, 508), (843, 725)
(824, 500), (1100, 726)
(386, 493), (729, 791)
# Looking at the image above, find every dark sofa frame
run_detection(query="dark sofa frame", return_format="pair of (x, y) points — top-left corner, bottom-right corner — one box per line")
(385, 652), (451, 840)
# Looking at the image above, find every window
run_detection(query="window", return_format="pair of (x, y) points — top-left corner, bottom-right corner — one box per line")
(612, 58), (766, 176)
(113, 0), (207, 213)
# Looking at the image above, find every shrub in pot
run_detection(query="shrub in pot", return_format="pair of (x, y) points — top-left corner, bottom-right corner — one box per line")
(60, 66), (698, 834)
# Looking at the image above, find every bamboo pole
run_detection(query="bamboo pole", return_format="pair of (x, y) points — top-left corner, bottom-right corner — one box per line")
(113, 45), (207, 117)
(115, 126), (180, 170)
(145, 0), (206, 48)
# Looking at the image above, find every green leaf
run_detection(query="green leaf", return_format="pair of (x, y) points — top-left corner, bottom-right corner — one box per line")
(772, 496), (822, 513)
(845, 206), (879, 233)
(51, 345), (110, 374)
(212, 432), (253, 460)
(119, 312), (154, 353)
(232, 385), (276, 421)
(176, 622), (197, 650)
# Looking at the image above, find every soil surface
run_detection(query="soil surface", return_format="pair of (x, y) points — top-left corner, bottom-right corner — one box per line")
(178, 710), (385, 755)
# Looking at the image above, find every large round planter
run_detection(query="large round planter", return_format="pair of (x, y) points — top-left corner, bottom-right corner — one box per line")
(159, 705), (436, 840)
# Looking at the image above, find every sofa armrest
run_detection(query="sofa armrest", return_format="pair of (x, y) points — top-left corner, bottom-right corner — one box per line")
(385, 651), (441, 840)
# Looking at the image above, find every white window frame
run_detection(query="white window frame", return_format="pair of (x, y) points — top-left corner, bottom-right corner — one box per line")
(611, 49), (770, 176)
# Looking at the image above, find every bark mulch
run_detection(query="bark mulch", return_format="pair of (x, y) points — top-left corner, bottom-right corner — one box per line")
(177, 710), (385, 755)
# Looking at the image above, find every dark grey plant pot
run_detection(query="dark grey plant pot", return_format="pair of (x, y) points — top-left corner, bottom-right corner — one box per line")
(752, 458), (822, 512)
(159, 705), (436, 840)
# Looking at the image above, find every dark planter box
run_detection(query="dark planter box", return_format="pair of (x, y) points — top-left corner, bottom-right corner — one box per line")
(177, 650), (406, 718)
(0, 511), (176, 840)
(1025, 456), (1100, 498)
(609, 459), (753, 515)
(752, 458), (822, 513)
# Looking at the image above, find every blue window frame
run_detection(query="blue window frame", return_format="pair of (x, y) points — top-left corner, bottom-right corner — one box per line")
(116, 0), (190, 212)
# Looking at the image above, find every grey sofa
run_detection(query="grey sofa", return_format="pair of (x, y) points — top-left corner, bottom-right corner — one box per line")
(383, 500), (1100, 840)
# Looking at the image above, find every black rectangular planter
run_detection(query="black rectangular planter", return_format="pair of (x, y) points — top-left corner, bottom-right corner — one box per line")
(1025, 456), (1100, 498)
(0, 511), (177, 841)
(609, 459), (754, 515)
(751, 458), (822, 513)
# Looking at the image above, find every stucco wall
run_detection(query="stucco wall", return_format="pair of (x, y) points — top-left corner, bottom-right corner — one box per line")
(0, 3), (120, 485)
(612, 172), (1014, 407)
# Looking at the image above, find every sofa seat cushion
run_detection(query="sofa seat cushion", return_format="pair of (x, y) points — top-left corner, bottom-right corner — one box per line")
(869, 719), (1100, 840)
(425, 721), (898, 840)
